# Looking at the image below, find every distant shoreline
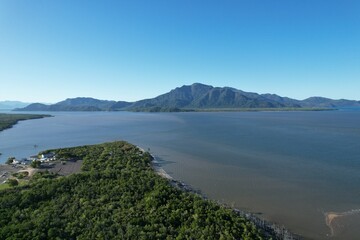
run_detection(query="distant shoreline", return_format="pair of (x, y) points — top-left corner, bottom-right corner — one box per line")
(13, 107), (336, 113)
(0, 113), (51, 132)
(180, 107), (336, 112)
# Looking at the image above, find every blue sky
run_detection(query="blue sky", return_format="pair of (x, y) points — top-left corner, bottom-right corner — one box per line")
(0, 0), (359, 103)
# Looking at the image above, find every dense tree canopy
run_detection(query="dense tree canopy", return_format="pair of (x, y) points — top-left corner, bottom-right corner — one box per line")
(0, 142), (270, 239)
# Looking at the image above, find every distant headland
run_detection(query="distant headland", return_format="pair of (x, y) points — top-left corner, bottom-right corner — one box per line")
(0, 113), (51, 132)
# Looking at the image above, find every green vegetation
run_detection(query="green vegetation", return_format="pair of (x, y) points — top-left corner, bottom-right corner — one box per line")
(132, 107), (191, 112)
(0, 113), (50, 132)
(31, 170), (59, 181)
(0, 142), (270, 239)
(12, 172), (29, 179)
(134, 107), (333, 112)
(6, 179), (18, 187)
(30, 160), (41, 168)
(0, 184), (10, 191)
(5, 157), (15, 164)
(186, 107), (334, 112)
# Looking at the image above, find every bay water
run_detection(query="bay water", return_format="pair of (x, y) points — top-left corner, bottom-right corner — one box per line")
(0, 110), (359, 239)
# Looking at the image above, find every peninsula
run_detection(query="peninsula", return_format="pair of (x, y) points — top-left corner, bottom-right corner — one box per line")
(0, 141), (281, 239)
(0, 113), (51, 132)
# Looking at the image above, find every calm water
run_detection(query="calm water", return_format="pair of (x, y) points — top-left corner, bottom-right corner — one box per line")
(1, 110), (360, 239)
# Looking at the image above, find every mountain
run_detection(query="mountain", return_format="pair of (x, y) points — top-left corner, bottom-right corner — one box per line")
(51, 97), (117, 111)
(126, 83), (301, 111)
(127, 83), (214, 110)
(18, 103), (50, 111)
(0, 101), (30, 110)
(127, 84), (359, 110)
(17, 97), (131, 111)
(260, 94), (302, 107)
(15, 83), (360, 112)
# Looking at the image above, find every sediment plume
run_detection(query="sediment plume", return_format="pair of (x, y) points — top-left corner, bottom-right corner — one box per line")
(325, 209), (360, 237)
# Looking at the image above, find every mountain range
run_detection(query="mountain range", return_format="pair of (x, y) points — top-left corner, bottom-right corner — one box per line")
(15, 83), (360, 112)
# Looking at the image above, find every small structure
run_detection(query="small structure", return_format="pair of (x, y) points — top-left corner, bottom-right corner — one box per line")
(20, 158), (31, 165)
(12, 159), (19, 164)
(12, 158), (31, 165)
(40, 152), (56, 162)
(29, 155), (38, 161)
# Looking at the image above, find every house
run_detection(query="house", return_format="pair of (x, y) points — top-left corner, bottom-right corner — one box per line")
(12, 158), (31, 165)
(41, 152), (55, 159)
(12, 159), (19, 164)
(40, 152), (56, 162)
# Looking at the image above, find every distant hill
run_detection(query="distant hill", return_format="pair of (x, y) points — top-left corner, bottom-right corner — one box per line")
(14, 83), (360, 112)
(300, 97), (360, 108)
(0, 101), (30, 110)
(17, 98), (131, 111)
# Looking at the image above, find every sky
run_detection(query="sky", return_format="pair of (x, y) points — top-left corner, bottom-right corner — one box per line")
(0, 0), (359, 103)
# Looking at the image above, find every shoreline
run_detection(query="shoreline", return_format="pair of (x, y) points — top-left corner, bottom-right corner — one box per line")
(12, 107), (337, 113)
(2, 144), (301, 239)
(143, 147), (302, 240)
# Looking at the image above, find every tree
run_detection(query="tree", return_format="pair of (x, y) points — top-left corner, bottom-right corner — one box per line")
(31, 160), (41, 168)
(6, 157), (15, 164)
(7, 178), (18, 186)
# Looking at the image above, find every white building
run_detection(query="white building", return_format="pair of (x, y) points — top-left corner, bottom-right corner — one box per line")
(40, 152), (56, 162)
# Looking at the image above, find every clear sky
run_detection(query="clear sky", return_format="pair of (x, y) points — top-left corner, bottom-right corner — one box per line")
(0, 0), (359, 103)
